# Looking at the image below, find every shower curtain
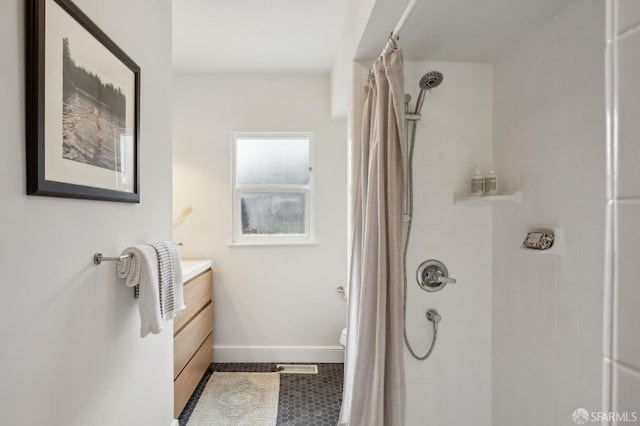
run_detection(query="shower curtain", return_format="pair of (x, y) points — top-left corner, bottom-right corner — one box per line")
(339, 49), (406, 426)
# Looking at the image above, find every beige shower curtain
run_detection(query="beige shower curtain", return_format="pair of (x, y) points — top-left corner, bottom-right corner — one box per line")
(339, 49), (406, 426)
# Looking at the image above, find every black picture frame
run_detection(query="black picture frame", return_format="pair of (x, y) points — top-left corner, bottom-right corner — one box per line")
(25, 0), (140, 202)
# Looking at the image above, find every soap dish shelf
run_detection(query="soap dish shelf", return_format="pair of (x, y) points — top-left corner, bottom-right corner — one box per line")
(453, 190), (523, 206)
(519, 225), (563, 256)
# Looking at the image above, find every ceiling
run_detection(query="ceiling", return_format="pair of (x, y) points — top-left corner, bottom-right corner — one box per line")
(172, 0), (575, 74)
(172, 0), (349, 73)
(356, 0), (575, 62)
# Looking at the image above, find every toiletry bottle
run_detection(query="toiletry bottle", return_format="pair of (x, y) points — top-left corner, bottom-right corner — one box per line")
(485, 165), (498, 195)
(471, 164), (484, 196)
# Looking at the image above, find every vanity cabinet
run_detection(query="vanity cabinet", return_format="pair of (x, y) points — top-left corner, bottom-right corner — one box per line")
(174, 267), (213, 418)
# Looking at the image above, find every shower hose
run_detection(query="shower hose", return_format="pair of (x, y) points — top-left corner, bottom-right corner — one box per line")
(403, 119), (439, 361)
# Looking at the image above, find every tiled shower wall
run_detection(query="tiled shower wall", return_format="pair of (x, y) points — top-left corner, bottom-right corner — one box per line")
(491, 0), (607, 425)
(404, 61), (494, 426)
(605, 0), (640, 419)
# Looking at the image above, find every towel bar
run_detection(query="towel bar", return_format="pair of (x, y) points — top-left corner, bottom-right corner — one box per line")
(93, 243), (183, 265)
(93, 253), (132, 265)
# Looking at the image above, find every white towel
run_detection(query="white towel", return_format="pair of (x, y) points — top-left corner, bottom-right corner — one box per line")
(117, 242), (185, 337)
(150, 241), (185, 321)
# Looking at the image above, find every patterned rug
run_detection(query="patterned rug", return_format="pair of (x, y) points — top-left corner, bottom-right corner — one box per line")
(187, 372), (280, 426)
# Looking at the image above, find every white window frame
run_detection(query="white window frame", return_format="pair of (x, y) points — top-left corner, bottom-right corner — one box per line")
(230, 132), (315, 245)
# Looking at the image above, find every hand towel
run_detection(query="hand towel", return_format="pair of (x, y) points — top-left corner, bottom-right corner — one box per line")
(150, 241), (185, 321)
(116, 245), (162, 337)
(117, 242), (186, 337)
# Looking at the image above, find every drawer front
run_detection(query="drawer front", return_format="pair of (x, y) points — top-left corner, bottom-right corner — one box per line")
(174, 270), (213, 334)
(174, 302), (214, 379)
(174, 333), (213, 418)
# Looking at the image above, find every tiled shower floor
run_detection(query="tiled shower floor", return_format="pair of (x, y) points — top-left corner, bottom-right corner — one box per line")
(178, 363), (344, 425)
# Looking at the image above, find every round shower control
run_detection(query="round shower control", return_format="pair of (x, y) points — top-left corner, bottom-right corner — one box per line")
(416, 259), (457, 292)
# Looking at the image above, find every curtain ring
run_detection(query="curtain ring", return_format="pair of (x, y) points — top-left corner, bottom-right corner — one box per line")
(389, 32), (399, 50)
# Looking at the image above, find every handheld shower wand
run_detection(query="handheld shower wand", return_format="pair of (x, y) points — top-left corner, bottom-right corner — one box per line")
(413, 71), (444, 115)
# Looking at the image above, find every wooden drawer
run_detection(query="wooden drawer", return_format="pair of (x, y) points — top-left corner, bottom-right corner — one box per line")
(174, 270), (213, 334)
(174, 333), (213, 418)
(174, 302), (214, 379)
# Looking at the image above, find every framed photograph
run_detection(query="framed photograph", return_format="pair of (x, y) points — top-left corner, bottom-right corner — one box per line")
(26, 0), (140, 202)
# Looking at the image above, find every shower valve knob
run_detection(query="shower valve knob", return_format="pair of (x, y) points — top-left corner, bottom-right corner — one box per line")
(427, 271), (457, 285)
(416, 259), (456, 292)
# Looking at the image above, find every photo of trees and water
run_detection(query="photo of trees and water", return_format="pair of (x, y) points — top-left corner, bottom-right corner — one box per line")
(62, 37), (126, 172)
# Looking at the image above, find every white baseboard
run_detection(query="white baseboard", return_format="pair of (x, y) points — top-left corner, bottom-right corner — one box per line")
(214, 345), (345, 363)
(170, 420), (179, 426)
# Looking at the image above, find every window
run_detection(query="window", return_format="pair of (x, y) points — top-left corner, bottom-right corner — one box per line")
(231, 133), (313, 244)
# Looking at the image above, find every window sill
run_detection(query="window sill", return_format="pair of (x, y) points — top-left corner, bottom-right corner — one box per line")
(227, 240), (318, 247)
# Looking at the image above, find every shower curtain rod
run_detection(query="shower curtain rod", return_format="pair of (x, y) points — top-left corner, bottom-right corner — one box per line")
(379, 0), (422, 56)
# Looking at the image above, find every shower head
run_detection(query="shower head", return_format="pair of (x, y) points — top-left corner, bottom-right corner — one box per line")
(414, 71), (444, 115)
(419, 71), (444, 90)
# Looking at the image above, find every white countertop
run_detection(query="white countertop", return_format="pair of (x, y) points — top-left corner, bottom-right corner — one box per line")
(181, 259), (213, 282)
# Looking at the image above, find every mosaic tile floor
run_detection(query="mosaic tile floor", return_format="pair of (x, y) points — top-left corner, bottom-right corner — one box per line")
(179, 363), (344, 426)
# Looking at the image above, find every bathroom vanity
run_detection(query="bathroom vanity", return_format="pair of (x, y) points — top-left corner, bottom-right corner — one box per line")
(174, 260), (214, 418)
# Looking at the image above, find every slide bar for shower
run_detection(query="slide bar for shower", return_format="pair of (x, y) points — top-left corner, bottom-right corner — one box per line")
(379, 0), (423, 56)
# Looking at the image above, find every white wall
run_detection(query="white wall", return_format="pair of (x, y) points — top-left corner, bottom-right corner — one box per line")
(605, 0), (640, 419)
(349, 60), (494, 425)
(491, 0), (606, 424)
(330, 0), (377, 118)
(0, 1), (174, 425)
(172, 74), (347, 362)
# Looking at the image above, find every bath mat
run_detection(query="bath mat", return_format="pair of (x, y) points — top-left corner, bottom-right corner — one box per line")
(187, 372), (280, 426)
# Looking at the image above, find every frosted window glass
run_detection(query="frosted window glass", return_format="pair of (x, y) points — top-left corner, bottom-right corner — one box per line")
(236, 138), (309, 185)
(240, 193), (305, 235)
